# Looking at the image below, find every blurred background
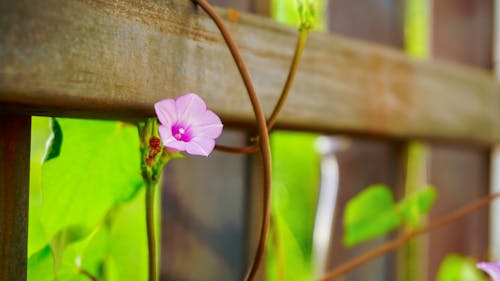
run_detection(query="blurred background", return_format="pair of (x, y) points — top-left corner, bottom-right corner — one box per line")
(161, 1), (498, 281)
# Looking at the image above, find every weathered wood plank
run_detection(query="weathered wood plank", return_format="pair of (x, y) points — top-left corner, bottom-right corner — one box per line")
(0, 0), (499, 144)
(0, 115), (31, 281)
(161, 130), (248, 281)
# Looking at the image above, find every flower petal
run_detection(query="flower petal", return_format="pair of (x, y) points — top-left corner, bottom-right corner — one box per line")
(155, 98), (177, 126)
(185, 138), (216, 156)
(175, 93), (207, 124)
(477, 262), (500, 281)
(190, 110), (223, 139)
(159, 125), (187, 152)
(193, 123), (223, 139)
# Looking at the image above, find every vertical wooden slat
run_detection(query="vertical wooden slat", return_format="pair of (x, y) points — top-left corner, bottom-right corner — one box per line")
(426, 1), (493, 279)
(245, 153), (266, 281)
(252, 0), (270, 17)
(0, 114), (31, 281)
(433, 0), (493, 69)
(489, 0), (500, 262)
(325, 1), (405, 279)
(426, 145), (490, 280)
(328, 0), (404, 47)
(160, 130), (248, 281)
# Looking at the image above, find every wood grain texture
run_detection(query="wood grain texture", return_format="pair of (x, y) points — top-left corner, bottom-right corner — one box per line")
(0, 115), (31, 281)
(0, 0), (499, 144)
(161, 130), (249, 281)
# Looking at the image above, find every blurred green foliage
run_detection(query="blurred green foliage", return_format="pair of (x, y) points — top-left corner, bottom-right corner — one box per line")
(436, 254), (487, 281)
(343, 184), (436, 247)
(266, 131), (320, 281)
(271, 0), (327, 31)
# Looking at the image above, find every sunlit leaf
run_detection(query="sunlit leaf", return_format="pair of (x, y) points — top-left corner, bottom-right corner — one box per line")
(28, 117), (52, 256)
(436, 254), (487, 281)
(40, 118), (142, 244)
(343, 184), (401, 247)
(104, 188), (148, 281)
(28, 246), (55, 281)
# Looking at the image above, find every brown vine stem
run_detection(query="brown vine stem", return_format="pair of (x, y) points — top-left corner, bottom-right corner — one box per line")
(214, 22), (309, 154)
(192, 1), (272, 281)
(215, 143), (258, 154)
(79, 268), (98, 281)
(318, 191), (500, 281)
(267, 30), (308, 131)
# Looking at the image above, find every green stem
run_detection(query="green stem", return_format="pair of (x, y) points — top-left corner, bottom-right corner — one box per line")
(146, 182), (157, 281)
(267, 30), (308, 131)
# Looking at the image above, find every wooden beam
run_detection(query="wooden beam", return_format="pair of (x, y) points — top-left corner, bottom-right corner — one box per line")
(0, 0), (499, 144)
(0, 115), (31, 281)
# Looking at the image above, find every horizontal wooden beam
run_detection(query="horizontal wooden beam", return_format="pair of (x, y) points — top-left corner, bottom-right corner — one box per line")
(0, 0), (499, 144)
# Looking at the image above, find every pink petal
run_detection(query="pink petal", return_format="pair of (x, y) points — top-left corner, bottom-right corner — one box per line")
(185, 138), (216, 156)
(175, 93), (207, 124)
(159, 125), (187, 152)
(477, 262), (500, 281)
(193, 123), (223, 139)
(155, 98), (177, 126)
(191, 110), (223, 139)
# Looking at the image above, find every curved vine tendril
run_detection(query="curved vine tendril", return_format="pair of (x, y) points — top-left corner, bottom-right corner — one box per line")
(191, 1), (272, 280)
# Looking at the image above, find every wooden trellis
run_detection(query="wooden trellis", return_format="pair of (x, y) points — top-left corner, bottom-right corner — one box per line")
(1, 0), (499, 280)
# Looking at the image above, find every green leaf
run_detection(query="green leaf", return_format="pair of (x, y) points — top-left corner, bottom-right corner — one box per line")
(28, 117), (53, 256)
(104, 188), (148, 281)
(436, 254), (487, 281)
(43, 118), (63, 162)
(343, 184), (402, 247)
(398, 185), (437, 229)
(40, 118), (142, 246)
(28, 246), (55, 281)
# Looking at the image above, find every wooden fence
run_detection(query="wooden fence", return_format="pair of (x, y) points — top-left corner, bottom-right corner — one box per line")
(1, 0), (499, 280)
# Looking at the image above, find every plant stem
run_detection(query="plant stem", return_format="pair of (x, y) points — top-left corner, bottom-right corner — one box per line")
(267, 30), (308, 131)
(191, 1), (272, 281)
(146, 182), (157, 281)
(214, 30), (309, 153)
(79, 268), (98, 281)
(318, 192), (500, 281)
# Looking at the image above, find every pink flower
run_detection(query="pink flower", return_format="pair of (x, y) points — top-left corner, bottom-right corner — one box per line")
(154, 93), (223, 156)
(477, 262), (500, 281)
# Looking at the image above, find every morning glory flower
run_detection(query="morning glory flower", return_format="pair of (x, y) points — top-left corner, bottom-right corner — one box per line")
(154, 93), (223, 156)
(477, 262), (500, 281)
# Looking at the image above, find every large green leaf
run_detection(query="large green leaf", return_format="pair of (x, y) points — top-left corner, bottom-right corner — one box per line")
(343, 184), (402, 247)
(29, 117), (53, 256)
(40, 118), (142, 243)
(27, 246), (55, 281)
(436, 254), (487, 281)
(103, 188), (148, 281)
